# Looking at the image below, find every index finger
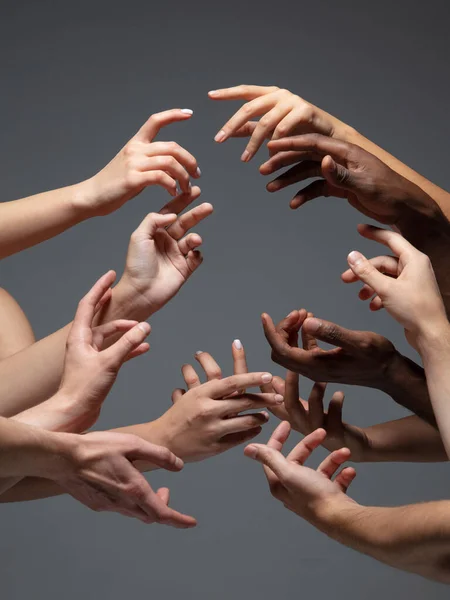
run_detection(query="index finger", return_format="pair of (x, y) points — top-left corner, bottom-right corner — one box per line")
(71, 270), (117, 341)
(267, 133), (350, 161)
(232, 339), (248, 375)
(134, 109), (194, 143)
(263, 421), (291, 486)
(208, 85), (279, 101)
(206, 372), (274, 398)
(357, 224), (417, 259)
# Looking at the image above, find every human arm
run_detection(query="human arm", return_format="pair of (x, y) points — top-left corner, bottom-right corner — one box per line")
(0, 109), (201, 259)
(208, 84), (450, 214)
(0, 196), (212, 417)
(245, 422), (450, 583)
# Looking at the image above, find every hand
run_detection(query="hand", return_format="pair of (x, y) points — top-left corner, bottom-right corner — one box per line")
(208, 85), (356, 162)
(260, 133), (442, 217)
(343, 224), (448, 348)
(115, 195), (213, 316)
(244, 422), (356, 521)
(14, 271), (151, 433)
(269, 371), (371, 462)
(52, 430), (196, 527)
(262, 309), (399, 389)
(83, 109), (201, 216)
(155, 346), (284, 462)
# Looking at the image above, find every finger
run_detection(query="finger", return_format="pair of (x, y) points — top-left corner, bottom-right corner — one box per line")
(220, 426), (262, 448)
(284, 370), (308, 430)
(125, 342), (150, 361)
(214, 95), (278, 142)
(272, 107), (316, 140)
(135, 170), (179, 196)
(135, 212), (178, 239)
(266, 161), (324, 192)
(359, 284), (377, 301)
(92, 319), (139, 349)
(221, 411), (270, 434)
(286, 428), (327, 465)
(219, 392), (285, 414)
(194, 351), (222, 380)
(301, 311), (319, 351)
(244, 443), (293, 484)
(260, 151), (320, 176)
(271, 375), (286, 396)
(232, 339), (248, 375)
(321, 155), (358, 192)
(341, 255), (399, 283)
(208, 85), (279, 101)
(263, 420), (291, 486)
(242, 103), (292, 161)
(171, 388), (186, 403)
(308, 382), (327, 431)
(370, 295), (384, 311)
(136, 156), (191, 193)
(144, 141), (201, 178)
(185, 250), (203, 274)
(317, 447), (351, 479)
(229, 121), (258, 137)
(357, 224), (416, 259)
(290, 179), (335, 210)
(206, 372), (274, 399)
(327, 391), (345, 434)
(177, 233), (202, 256)
(335, 466), (357, 493)
(128, 442), (184, 472)
(70, 270), (117, 343)
(181, 363), (201, 388)
(159, 185), (202, 216)
(135, 108), (194, 143)
(261, 312), (297, 357)
(94, 287), (113, 315)
(166, 202), (214, 241)
(137, 487), (197, 529)
(302, 317), (371, 352)
(156, 487), (170, 505)
(347, 250), (391, 297)
(103, 322), (151, 366)
(267, 134), (350, 162)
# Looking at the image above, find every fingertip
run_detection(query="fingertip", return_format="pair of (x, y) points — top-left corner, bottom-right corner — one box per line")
(302, 317), (321, 334)
(244, 444), (258, 459)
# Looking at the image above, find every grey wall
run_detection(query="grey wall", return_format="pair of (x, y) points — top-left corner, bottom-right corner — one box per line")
(1, 0), (449, 597)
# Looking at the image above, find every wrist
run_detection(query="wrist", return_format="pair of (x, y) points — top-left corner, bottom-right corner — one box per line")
(416, 320), (450, 358)
(101, 277), (156, 323)
(65, 178), (101, 220)
(308, 494), (362, 532)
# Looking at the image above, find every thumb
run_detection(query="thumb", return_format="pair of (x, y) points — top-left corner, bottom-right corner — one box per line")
(105, 322), (151, 367)
(321, 155), (357, 191)
(347, 250), (389, 297)
(244, 444), (292, 484)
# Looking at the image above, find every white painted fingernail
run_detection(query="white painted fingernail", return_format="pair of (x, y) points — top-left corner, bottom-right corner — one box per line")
(261, 373), (273, 384)
(181, 108), (193, 115)
(195, 351), (203, 355)
(196, 167), (201, 177)
(275, 394), (284, 404)
(233, 339), (243, 350)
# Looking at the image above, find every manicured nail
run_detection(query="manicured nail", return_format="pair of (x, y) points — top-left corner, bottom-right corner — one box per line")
(195, 351), (203, 356)
(208, 90), (218, 95)
(261, 373), (273, 384)
(214, 130), (227, 143)
(181, 108), (193, 115)
(174, 457), (184, 470)
(196, 167), (201, 177)
(348, 251), (364, 266)
(138, 322), (151, 334)
(241, 150), (251, 162)
(233, 339), (243, 350)
(275, 394), (284, 404)
(245, 445), (258, 458)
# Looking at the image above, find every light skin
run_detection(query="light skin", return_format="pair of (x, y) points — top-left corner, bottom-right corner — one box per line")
(344, 225), (450, 457)
(0, 415), (194, 526)
(245, 422), (450, 583)
(0, 108), (201, 260)
(1, 344), (281, 503)
(208, 84), (450, 216)
(262, 308), (437, 425)
(0, 195), (212, 418)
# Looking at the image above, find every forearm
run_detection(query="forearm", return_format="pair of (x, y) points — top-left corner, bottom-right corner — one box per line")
(363, 415), (446, 463)
(313, 499), (450, 583)
(0, 182), (95, 259)
(382, 353), (435, 425)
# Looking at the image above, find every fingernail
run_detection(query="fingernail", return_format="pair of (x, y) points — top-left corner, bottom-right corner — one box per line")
(175, 457), (184, 469)
(195, 350), (203, 356)
(348, 250), (364, 266)
(267, 181), (280, 191)
(196, 167), (201, 177)
(181, 108), (193, 115)
(275, 394), (284, 404)
(245, 445), (258, 458)
(241, 150), (251, 162)
(233, 339), (243, 350)
(261, 412), (270, 421)
(214, 130), (227, 143)
(138, 322), (150, 334)
(208, 90), (218, 95)
(305, 318), (321, 333)
(261, 373), (273, 384)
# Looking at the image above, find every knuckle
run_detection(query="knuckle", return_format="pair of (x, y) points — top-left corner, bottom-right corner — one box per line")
(259, 115), (271, 128)
(208, 367), (222, 379)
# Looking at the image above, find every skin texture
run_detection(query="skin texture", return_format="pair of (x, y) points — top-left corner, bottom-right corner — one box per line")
(0, 109), (200, 260)
(0, 192), (211, 418)
(261, 133), (450, 313)
(261, 309), (436, 425)
(0, 289), (35, 359)
(0, 344), (280, 503)
(208, 84), (450, 216)
(0, 416), (194, 526)
(345, 225), (450, 457)
(245, 422), (450, 583)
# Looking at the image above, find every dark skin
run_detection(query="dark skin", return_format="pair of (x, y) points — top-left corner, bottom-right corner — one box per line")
(262, 309), (436, 426)
(261, 134), (450, 312)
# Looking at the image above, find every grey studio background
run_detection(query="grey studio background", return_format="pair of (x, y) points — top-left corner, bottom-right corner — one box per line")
(1, 0), (449, 598)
